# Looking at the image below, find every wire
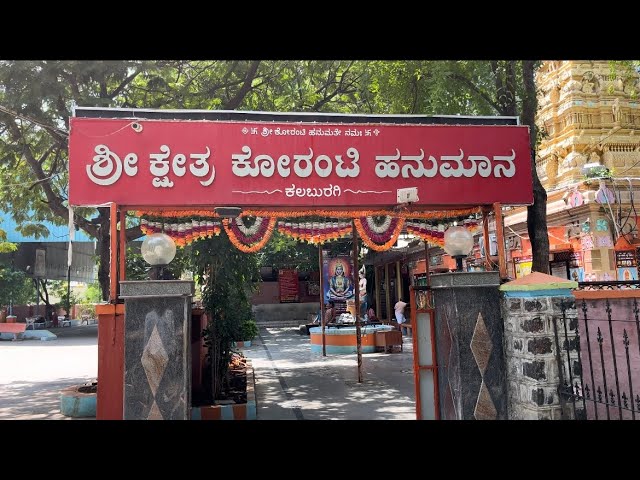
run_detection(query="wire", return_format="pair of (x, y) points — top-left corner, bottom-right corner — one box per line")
(0, 173), (59, 188)
(0, 105), (68, 139)
(75, 121), (138, 139)
(506, 225), (570, 245)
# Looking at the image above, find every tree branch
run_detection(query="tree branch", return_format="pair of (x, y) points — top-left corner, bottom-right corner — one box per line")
(4, 118), (98, 238)
(109, 70), (142, 99)
(223, 61), (261, 110)
(448, 73), (500, 112)
(0, 105), (67, 144)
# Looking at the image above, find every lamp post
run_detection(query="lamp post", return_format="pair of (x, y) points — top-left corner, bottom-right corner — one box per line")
(121, 230), (193, 420)
(443, 226), (474, 272)
(141, 232), (176, 279)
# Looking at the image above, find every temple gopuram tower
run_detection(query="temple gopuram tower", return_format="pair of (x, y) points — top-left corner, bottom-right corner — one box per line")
(504, 61), (640, 281)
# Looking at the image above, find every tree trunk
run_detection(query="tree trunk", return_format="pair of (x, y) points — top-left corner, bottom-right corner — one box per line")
(522, 60), (550, 274)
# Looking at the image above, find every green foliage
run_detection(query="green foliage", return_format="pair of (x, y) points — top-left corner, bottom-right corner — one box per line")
(82, 282), (102, 303)
(584, 166), (613, 179)
(0, 59), (553, 298)
(237, 318), (259, 342)
(190, 231), (260, 400)
(0, 266), (36, 307)
(125, 245), (148, 280)
(0, 227), (17, 253)
(75, 304), (96, 318)
(258, 229), (319, 272)
(48, 279), (79, 309)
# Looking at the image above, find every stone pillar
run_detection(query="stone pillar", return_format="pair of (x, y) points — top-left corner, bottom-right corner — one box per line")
(500, 272), (578, 420)
(431, 271), (507, 420)
(120, 280), (194, 420)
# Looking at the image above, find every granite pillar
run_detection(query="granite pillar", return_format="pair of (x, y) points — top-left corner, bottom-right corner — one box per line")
(499, 272), (578, 420)
(431, 272), (507, 420)
(120, 280), (194, 420)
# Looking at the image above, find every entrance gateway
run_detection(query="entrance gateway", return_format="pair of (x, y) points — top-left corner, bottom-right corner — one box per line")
(68, 107), (533, 419)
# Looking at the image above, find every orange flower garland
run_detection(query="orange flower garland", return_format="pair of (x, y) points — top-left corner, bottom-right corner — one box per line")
(241, 208), (480, 220)
(277, 220), (352, 244)
(354, 217), (405, 252)
(223, 217), (277, 253)
(134, 207), (481, 221)
(140, 219), (221, 248)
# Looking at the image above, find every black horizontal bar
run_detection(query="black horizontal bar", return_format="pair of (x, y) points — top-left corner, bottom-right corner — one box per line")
(73, 107), (520, 126)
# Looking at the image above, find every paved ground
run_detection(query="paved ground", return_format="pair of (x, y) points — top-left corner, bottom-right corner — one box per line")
(246, 327), (416, 420)
(0, 325), (98, 420)
(0, 323), (416, 420)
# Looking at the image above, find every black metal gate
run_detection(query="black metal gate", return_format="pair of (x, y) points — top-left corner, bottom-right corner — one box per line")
(555, 281), (640, 420)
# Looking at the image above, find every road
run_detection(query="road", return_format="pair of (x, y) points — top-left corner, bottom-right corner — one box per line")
(0, 325), (98, 420)
(0, 323), (417, 420)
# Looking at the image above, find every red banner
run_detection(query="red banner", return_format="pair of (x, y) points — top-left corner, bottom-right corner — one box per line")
(278, 269), (299, 303)
(69, 118), (533, 207)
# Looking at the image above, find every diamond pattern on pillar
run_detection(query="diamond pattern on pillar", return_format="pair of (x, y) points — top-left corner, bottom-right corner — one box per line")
(147, 400), (163, 420)
(474, 381), (498, 420)
(470, 312), (493, 376)
(141, 325), (169, 396)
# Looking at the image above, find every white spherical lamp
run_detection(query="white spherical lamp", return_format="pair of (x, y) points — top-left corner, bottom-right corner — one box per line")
(443, 226), (474, 271)
(141, 233), (176, 266)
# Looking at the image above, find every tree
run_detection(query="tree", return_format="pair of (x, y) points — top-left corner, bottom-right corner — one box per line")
(258, 230), (319, 273)
(522, 61), (549, 273)
(0, 266), (35, 310)
(358, 60), (549, 273)
(0, 61), (279, 299)
(1, 59), (550, 302)
(189, 231), (260, 401)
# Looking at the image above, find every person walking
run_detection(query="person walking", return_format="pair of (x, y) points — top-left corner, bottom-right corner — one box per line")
(394, 299), (407, 330)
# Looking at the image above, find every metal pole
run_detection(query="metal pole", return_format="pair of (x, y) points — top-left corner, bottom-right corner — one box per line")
(384, 263), (391, 322)
(396, 260), (402, 302)
(374, 265), (381, 320)
(493, 202), (508, 279)
(352, 221), (363, 383)
(36, 277), (40, 321)
(482, 207), (492, 271)
(67, 265), (71, 319)
(319, 247), (326, 357)
(109, 203), (118, 302)
(119, 207), (127, 285)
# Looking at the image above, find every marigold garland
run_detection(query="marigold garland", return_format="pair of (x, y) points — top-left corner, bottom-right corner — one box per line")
(359, 216), (400, 244)
(135, 207), (481, 221)
(223, 217), (277, 253)
(277, 220), (352, 244)
(354, 217), (405, 252)
(227, 216), (272, 244)
(140, 218), (221, 248)
(136, 206), (483, 251)
(241, 207), (480, 220)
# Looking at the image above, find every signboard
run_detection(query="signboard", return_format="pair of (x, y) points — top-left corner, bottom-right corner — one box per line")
(550, 261), (569, 280)
(617, 267), (638, 281)
(616, 250), (638, 281)
(34, 249), (46, 277)
(69, 118), (533, 207)
(514, 255), (532, 279)
(278, 269), (299, 303)
(615, 251), (636, 268)
(569, 252), (582, 267)
(322, 251), (355, 303)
